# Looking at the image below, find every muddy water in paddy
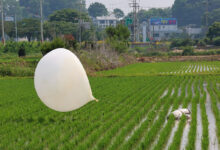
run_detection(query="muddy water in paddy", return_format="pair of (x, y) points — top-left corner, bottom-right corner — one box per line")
(165, 120), (180, 150)
(178, 87), (181, 97)
(171, 88), (175, 96)
(180, 104), (192, 150)
(125, 89), (170, 141)
(196, 104), (202, 150)
(204, 85), (219, 150)
(160, 89), (168, 99)
(150, 106), (173, 150)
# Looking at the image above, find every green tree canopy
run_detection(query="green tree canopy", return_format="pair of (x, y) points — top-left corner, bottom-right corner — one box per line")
(172, 0), (220, 27)
(88, 2), (108, 18)
(49, 9), (90, 23)
(207, 22), (220, 40)
(44, 21), (78, 39)
(19, 0), (85, 18)
(106, 24), (130, 41)
(17, 18), (40, 41)
(105, 24), (130, 53)
(125, 8), (172, 23)
(113, 8), (124, 19)
(203, 8), (220, 26)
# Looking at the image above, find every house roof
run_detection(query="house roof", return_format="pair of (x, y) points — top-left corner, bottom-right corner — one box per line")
(96, 15), (118, 21)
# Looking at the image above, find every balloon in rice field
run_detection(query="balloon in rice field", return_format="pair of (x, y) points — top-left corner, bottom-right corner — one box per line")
(34, 48), (97, 112)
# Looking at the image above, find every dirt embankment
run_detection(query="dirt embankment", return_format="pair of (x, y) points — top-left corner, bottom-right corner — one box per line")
(137, 55), (220, 62)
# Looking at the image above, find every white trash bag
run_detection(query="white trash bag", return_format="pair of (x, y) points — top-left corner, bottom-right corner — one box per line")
(34, 48), (96, 112)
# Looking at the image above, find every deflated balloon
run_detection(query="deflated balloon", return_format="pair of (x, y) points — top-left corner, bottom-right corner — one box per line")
(34, 48), (96, 112)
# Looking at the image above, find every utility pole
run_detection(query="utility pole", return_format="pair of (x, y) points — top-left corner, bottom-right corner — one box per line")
(15, 13), (18, 42)
(205, 0), (209, 29)
(129, 0), (139, 42)
(1, 0), (5, 45)
(40, 0), (44, 42)
(79, 0), (82, 46)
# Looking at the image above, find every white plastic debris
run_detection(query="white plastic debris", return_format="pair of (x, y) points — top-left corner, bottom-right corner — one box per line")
(172, 110), (183, 120)
(171, 108), (191, 120)
(34, 48), (96, 112)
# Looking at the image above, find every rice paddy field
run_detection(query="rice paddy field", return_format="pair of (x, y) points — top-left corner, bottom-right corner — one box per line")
(0, 61), (220, 150)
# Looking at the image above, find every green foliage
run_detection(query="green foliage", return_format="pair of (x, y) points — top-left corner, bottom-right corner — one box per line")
(49, 9), (89, 23)
(203, 8), (220, 26)
(18, 18), (40, 41)
(135, 8), (172, 23)
(170, 39), (194, 48)
(98, 62), (220, 76)
(0, 41), (41, 54)
(207, 22), (220, 40)
(172, 0), (220, 26)
(18, 44), (26, 57)
(0, 62), (220, 150)
(41, 38), (65, 55)
(213, 37), (220, 46)
(182, 46), (195, 56)
(19, 0), (85, 18)
(106, 24), (130, 53)
(113, 8), (124, 19)
(44, 21), (78, 39)
(3, 41), (18, 53)
(88, 2), (108, 18)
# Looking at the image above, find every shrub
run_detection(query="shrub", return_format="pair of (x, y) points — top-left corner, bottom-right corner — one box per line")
(18, 44), (26, 57)
(3, 41), (18, 53)
(213, 37), (220, 46)
(63, 34), (78, 50)
(182, 46), (195, 56)
(197, 40), (206, 47)
(41, 38), (65, 55)
(170, 38), (194, 49)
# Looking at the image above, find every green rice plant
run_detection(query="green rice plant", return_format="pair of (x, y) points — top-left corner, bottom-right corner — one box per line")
(75, 77), (169, 150)
(185, 79), (200, 150)
(199, 79), (209, 150)
(207, 78), (220, 144)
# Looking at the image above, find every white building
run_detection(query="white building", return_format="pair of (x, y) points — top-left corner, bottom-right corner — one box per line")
(95, 15), (118, 29)
(149, 18), (180, 41)
(185, 27), (202, 38)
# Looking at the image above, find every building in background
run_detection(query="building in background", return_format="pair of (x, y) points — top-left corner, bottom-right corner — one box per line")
(148, 18), (180, 41)
(185, 27), (202, 39)
(95, 15), (118, 29)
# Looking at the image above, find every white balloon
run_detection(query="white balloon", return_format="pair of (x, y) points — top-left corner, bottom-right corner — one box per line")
(34, 48), (96, 112)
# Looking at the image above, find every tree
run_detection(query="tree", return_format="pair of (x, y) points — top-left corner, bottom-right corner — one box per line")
(106, 24), (130, 53)
(207, 22), (220, 40)
(44, 21), (78, 39)
(19, 0), (85, 18)
(113, 8), (124, 19)
(203, 8), (220, 26)
(49, 9), (90, 23)
(88, 2), (108, 18)
(127, 8), (172, 23)
(4, 0), (22, 17)
(172, 0), (220, 27)
(18, 18), (40, 41)
(45, 9), (92, 42)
